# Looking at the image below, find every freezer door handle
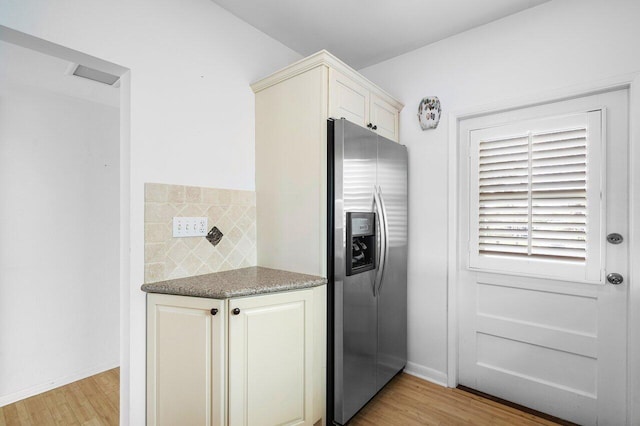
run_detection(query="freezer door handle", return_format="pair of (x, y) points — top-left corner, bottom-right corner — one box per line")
(376, 186), (390, 295)
(373, 185), (388, 297)
(372, 185), (384, 297)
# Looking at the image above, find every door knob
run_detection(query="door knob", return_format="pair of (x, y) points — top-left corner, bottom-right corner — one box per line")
(367, 123), (373, 128)
(607, 233), (623, 244)
(210, 308), (218, 315)
(232, 308), (241, 315)
(372, 125), (377, 130)
(607, 273), (624, 285)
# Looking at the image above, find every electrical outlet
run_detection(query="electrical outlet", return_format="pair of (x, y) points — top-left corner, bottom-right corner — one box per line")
(173, 217), (208, 237)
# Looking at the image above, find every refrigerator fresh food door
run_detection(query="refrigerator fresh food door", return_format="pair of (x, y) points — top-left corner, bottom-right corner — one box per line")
(375, 136), (408, 392)
(332, 119), (379, 424)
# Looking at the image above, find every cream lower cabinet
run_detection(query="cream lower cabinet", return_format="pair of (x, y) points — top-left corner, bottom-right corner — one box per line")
(228, 290), (313, 426)
(147, 286), (325, 426)
(147, 294), (226, 426)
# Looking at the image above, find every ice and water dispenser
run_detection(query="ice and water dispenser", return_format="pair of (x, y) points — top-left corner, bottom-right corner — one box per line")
(346, 212), (376, 276)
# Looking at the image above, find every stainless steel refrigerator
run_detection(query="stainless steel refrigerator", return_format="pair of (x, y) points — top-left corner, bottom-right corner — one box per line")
(327, 118), (408, 425)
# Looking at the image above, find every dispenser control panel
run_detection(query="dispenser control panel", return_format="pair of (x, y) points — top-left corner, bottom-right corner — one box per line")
(351, 217), (372, 236)
(346, 212), (376, 276)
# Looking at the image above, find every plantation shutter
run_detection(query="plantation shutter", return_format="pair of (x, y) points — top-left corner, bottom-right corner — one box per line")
(469, 112), (603, 283)
(531, 128), (587, 260)
(478, 135), (530, 256)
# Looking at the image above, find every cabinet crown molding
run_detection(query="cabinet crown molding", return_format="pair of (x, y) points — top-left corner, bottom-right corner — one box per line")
(251, 49), (404, 112)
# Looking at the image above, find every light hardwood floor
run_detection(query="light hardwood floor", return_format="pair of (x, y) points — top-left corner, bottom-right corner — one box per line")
(1, 368), (561, 425)
(350, 373), (562, 425)
(0, 368), (119, 426)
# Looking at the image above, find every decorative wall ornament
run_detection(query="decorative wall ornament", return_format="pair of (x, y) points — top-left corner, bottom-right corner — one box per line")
(206, 226), (224, 246)
(418, 97), (441, 130)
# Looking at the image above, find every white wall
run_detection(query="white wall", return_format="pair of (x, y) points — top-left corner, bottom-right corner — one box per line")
(0, 85), (120, 404)
(0, 1), (301, 423)
(359, 0), (640, 385)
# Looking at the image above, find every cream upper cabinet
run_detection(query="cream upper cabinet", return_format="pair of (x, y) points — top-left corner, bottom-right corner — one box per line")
(228, 290), (314, 426)
(252, 50), (403, 278)
(329, 68), (370, 128)
(369, 93), (399, 141)
(329, 68), (399, 141)
(146, 293), (226, 426)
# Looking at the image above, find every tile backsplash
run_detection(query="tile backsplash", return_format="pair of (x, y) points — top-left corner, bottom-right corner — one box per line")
(144, 183), (256, 283)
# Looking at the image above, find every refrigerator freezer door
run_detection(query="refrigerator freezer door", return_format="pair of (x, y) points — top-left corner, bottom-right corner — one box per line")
(375, 136), (408, 391)
(333, 119), (379, 424)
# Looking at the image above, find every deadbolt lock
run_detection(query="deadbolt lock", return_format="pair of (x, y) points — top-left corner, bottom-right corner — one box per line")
(607, 273), (624, 285)
(607, 233), (623, 245)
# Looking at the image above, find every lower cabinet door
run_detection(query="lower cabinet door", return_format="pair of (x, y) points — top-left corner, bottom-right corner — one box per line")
(147, 293), (226, 426)
(228, 290), (313, 426)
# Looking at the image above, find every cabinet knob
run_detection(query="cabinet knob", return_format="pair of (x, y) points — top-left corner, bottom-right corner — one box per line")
(367, 123), (373, 128)
(210, 308), (218, 315)
(372, 125), (377, 130)
(232, 308), (241, 315)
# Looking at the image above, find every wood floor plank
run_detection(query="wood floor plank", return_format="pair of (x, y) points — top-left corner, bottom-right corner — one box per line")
(52, 387), (71, 407)
(92, 370), (118, 391)
(77, 376), (118, 425)
(51, 403), (80, 426)
(23, 394), (56, 426)
(81, 418), (105, 426)
(102, 391), (119, 414)
(1, 403), (21, 426)
(26, 408), (56, 426)
(0, 369), (118, 426)
(63, 382), (101, 424)
(42, 389), (80, 426)
(350, 373), (562, 426)
(92, 369), (119, 416)
(92, 375), (118, 411)
(13, 401), (31, 426)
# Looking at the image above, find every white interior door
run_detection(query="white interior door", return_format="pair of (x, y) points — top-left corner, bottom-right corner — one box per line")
(458, 89), (629, 425)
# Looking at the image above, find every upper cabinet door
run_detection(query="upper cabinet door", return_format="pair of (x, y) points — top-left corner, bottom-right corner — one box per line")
(329, 68), (370, 128)
(329, 68), (400, 142)
(370, 93), (399, 142)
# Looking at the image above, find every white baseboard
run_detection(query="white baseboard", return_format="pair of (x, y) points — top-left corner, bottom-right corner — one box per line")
(0, 361), (119, 407)
(405, 362), (449, 387)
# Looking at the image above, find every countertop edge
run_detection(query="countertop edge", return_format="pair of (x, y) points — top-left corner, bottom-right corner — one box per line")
(141, 278), (327, 299)
(140, 267), (327, 300)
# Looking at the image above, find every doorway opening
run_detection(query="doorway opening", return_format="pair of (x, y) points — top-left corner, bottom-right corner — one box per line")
(0, 27), (129, 425)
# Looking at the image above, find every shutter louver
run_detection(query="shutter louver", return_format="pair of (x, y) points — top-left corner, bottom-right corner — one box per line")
(478, 135), (529, 256)
(477, 128), (588, 262)
(531, 128), (587, 261)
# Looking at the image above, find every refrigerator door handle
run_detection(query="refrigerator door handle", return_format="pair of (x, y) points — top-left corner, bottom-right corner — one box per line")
(376, 186), (390, 295)
(373, 185), (388, 297)
(373, 185), (387, 297)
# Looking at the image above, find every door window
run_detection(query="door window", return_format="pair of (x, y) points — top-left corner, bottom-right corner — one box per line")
(469, 112), (604, 283)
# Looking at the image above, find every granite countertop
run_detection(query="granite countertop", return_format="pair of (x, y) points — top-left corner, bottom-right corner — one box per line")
(141, 266), (327, 299)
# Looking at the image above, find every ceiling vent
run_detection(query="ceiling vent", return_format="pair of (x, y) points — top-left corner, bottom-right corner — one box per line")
(71, 64), (120, 86)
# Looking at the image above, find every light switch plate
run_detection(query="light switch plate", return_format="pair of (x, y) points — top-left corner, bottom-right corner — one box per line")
(173, 217), (208, 237)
